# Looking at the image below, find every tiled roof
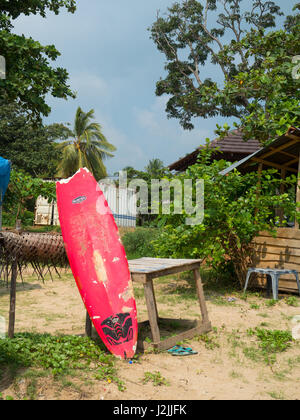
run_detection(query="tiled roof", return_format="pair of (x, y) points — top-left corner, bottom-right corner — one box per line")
(169, 130), (261, 171)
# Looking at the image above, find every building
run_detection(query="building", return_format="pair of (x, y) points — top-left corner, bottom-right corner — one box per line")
(221, 127), (300, 293)
(169, 130), (261, 172)
(35, 182), (137, 228)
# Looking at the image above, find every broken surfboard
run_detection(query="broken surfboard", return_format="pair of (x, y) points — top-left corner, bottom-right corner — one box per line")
(56, 168), (138, 359)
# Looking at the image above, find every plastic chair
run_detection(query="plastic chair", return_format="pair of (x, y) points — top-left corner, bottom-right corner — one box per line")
(244, 268), (300, 300)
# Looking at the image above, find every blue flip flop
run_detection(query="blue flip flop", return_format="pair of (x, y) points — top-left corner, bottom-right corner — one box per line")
(167, 345), (198, 356)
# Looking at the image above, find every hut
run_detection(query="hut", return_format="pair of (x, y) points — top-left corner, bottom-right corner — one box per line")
(221, 127), (300, 293)
(169, 130), (260, 172)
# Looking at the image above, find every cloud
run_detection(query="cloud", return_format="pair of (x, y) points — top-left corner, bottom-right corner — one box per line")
(92, 109), (147, 175)
(70, 72), (109, 101)
(133, 96), (213, 166)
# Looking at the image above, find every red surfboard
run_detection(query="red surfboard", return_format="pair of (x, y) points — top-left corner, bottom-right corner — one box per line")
(56, 168), (138, 360)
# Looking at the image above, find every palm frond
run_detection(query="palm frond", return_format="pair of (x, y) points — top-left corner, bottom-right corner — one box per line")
(57, 106), (116, 180)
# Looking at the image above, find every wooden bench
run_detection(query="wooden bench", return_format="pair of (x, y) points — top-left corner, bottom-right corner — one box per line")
(86, 257), (212, 351)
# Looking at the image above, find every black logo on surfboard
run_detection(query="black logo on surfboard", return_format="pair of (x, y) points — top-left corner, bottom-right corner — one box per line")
(101, 313), (133, 346)
(72, 196), (87, 204)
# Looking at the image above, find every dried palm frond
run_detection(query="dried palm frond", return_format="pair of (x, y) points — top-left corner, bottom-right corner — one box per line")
(0, 231), (69, 285)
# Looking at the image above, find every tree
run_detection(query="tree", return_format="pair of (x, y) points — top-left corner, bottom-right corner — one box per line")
(150, 0), (300, 143)
(0, 0), (76, 120)
(145, 158), (166, 178)
(0, 100), (72, 178)
(3, 169), (56, 226)
(56, 107), (116, 180)
(152, 147), (298, 287)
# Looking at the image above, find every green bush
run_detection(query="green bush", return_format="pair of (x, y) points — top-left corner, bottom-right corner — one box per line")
(152, 146), (298, 287)
(122, 228), (160, 260)
(2, 210), (34, 227)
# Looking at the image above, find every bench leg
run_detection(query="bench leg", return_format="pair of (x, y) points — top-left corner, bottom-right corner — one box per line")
(143, 280), (161, 344)
(85, 311), (92, 337)
(194, 268), (210, 325)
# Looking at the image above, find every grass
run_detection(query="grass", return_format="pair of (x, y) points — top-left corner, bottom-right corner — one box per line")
(246, 327), (293, 365)
(268, 390), (286, 400)
(210, 296), (238, 306)
(285, 296), (299, 307)
(0, 332), (125, 397)
(142, 371), (170, 387)
(265, 299), (278, 307)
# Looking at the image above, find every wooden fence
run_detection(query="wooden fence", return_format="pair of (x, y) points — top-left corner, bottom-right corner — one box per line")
(252, 228), (300, 293)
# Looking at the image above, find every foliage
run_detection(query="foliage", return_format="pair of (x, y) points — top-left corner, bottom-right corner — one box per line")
(120, 159), (168, 185)
(150, 0), (300, 142)
(0, 332), (124, 390)
(246, 327), (293, 365)
(152, 147), (298, 286)
(142, 371), (170, 386)
(56, 107), (116, 180)
(2, 210), (34, 227)
(285, 296), (299, 307)
(118, 160), (169, 226)
(144, 158), (166, 179)
(0, 0), (76, 120)
(3, 169), (56, 226)
(122, 228), (161, 259)
(0, 100), (72, 178)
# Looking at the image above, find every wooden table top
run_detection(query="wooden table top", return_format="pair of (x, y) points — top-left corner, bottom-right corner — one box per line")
(128, 257), (202, 275)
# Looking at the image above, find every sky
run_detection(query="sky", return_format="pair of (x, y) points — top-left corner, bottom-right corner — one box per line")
(12, 0), (295, 176)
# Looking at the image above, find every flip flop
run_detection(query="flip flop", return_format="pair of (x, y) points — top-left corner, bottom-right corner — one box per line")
(171, 349), (198, 356)
(167, 345), (183, 354)
(167, 345), (198, 356)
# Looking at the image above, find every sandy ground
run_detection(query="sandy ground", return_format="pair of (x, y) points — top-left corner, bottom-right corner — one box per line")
(1, 270), (300, 400)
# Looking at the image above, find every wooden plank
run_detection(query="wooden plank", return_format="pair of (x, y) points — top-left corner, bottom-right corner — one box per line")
(8, 259), (18, 339)
(259, 138), (299, 160)
(131, 273), (147, 284)
(252, 261), (300, 271)
(140, 257), (201, 263)
(254, 245), (300, 257)
(251, 276), (300, 293)
(129, 258), (201, 266)
(142, 321), (212, 351)
(251, 157), (298, 173)
(130, 261), (201, 277)
(146, 262), (201, 280)
(129, 258), (201, 271)
(253, 236), (300, 248)
(259, 229), (300, 240)
(130, 265), (170, 274)
(254, 255), (300, 265)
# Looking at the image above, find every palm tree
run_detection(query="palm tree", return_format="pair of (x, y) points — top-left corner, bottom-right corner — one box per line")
(145, 158), (165, 178)
(56, 107), (116, 180)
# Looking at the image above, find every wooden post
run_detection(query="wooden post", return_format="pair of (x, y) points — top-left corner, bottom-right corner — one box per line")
(8, 258), (18, 338)
(0, 190), (2, 232)
(296, 151), (300, 229)
(279, 168), (286, 226)
(254, 163), (263, 219)
(85, 311), (92, 337)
